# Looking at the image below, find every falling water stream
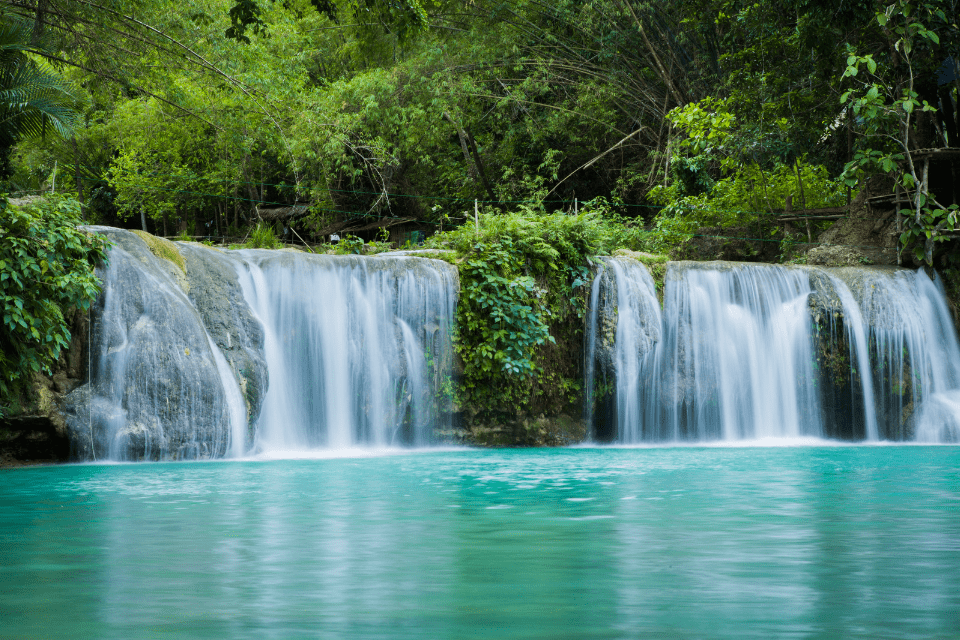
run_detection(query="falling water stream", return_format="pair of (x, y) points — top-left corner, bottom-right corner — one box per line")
(70, 228), (960, 458)
(231, 251), (457, 452)
(69, 230), (457, 460)
(586, 260), (960, 443)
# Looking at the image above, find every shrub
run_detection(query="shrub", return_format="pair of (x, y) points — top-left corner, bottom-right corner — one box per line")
(645, 161), (848, 252)
(248, 222), (281, 249)
(425, 204), (630, 413)
(0, 195), (109, 413)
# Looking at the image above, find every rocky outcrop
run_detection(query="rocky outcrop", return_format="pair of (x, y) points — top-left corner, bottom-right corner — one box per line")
(806, 185), (899, 268)
(437, 412), (586, 447)
(54, 228), (268, 461)
(0, 300), (91, 465)
(178, 243), (268, 430)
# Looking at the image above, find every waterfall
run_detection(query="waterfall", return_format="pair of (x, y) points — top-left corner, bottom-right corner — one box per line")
(835, 268), (960, 442)
(584, 257), (663, 441)
(582, 266), (604, 433)
(820, 274), (879, 441)
(65, 230), (248, 460)
(231, 251), (457, 451)
(66, 228), (456, 460)
(589, 259), (960, 443)
(660, 263), (821, 441)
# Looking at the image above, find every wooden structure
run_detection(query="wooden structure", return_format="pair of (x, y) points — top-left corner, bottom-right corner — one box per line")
(256, 202), (427, 244)
(875, 148), (960, 264)
(775, 196), (850, 243)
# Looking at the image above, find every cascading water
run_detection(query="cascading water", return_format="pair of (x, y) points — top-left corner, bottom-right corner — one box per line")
(660, 263), (822, 441)
(819, 274), (879, 440)
(231, 251), (457, 451)
(587, 258), (960, 443)
(833, 268), (960, 442)
(584, 257), (663, 441)
(65, 229), (249, 460)
(66, 229), (458, 460)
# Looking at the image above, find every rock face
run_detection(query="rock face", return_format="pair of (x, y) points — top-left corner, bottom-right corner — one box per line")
(61, 228), (265, 460)
(806, 184), (900, 267)
(178, 243), (268, 430)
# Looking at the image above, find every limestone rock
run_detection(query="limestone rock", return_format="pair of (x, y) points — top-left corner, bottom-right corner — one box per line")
(178, 243), (268, 428)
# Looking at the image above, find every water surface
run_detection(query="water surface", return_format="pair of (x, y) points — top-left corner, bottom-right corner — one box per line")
(2, 445), (959, 638)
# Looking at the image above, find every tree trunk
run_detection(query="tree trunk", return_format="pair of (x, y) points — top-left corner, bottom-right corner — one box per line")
(240, 152), (260, 217)
(31, 0), (48, 45)
(443, 112), (497, 203)
(794, 160), (811, 243)
(72, 136), (83, 218)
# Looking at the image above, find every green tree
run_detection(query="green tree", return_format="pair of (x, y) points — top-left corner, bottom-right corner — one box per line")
(840, 0), (960, 265)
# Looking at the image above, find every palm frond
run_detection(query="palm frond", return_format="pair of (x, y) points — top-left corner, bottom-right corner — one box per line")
(0, 12), (79, 145)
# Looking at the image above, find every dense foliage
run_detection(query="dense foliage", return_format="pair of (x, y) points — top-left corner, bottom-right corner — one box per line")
(1, 0), (959, 416)
(839, 0), (960, 265)
(0, 195), (108, 411)
(0, 0), (947, 235)
(426, 205), (638, 415)
(0, 13), (79, 179)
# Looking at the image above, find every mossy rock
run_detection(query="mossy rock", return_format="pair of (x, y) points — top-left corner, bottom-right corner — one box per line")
(131, 229), (187, 273)
(613, 249), (668, 302)
(442, 412), (587, 447)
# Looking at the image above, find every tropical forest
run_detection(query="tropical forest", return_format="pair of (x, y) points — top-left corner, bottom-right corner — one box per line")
(4, 1), (960, 636)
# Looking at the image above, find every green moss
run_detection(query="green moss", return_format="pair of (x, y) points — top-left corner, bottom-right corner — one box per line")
(131, 230), (187, 273)
(614, 249), (669, 303)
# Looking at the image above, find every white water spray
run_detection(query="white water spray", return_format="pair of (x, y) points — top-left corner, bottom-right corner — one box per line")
(232, 251), (457, 452)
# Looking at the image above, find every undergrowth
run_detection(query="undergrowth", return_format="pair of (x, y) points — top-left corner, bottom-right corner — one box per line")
(327, 230), (393, 255)
(248, 223), (282, 249)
